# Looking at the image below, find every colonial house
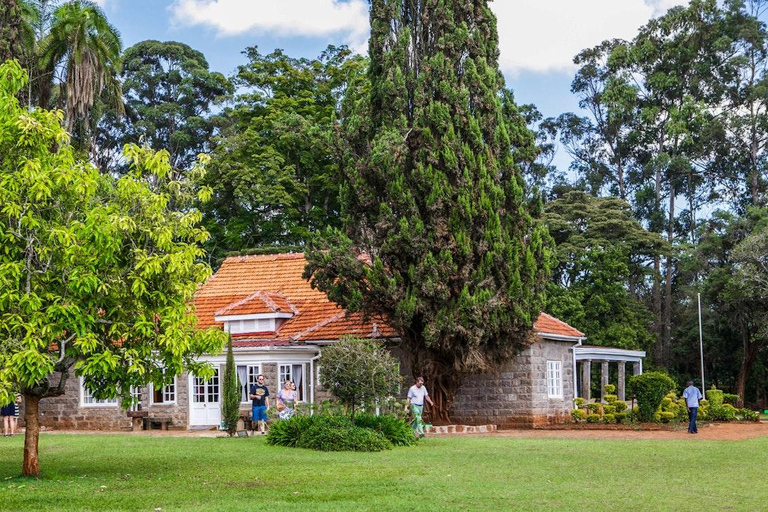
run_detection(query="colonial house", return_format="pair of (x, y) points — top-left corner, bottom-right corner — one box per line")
(33, 252), (645, 430)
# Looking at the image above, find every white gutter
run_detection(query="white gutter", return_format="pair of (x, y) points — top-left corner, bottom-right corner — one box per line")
(572, 336), (585, 401)
(310, 352), (322, 412)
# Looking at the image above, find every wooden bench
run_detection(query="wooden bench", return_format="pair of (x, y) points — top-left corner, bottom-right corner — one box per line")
(127, 410), (148, 432)
(145, 416), (173, 431)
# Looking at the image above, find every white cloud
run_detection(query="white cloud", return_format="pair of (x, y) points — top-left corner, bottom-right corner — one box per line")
(169, 0), (369, 48)
(491, 0), (689, 74)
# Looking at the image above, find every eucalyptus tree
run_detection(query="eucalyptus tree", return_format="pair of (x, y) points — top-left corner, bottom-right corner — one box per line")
(306, 0), (552, 422)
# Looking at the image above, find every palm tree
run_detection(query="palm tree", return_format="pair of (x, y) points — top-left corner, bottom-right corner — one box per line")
(38, 0), (122, 133)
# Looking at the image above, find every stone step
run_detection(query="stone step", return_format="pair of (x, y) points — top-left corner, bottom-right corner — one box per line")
(425, 424), (497, 435)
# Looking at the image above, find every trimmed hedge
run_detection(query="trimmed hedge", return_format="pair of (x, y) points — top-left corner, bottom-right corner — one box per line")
(267, 413), (415, 451)
(628, 372), (677, 422)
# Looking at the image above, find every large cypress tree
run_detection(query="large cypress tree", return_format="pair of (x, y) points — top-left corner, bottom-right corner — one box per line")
(306, 0), (552, 422)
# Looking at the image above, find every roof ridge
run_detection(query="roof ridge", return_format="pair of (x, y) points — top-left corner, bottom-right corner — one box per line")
(223, 252), (306, 264)
(215, 291), (272, 317)
(290, 310), (346, 341)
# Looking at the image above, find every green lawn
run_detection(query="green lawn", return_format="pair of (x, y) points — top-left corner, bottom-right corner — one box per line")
(1, 433), (765, 511)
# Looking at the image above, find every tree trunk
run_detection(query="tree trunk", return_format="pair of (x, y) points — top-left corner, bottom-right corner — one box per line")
(662, 182), (675, 366)
(22, 394), (41, 477)
(421, 366), (459, 426)
(736, 340), (760, 408)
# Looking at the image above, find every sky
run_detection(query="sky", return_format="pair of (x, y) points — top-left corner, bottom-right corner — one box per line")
(94, 0), (689, 169)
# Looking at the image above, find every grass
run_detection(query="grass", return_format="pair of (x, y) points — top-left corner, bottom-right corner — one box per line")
(1, 433), (767, 511)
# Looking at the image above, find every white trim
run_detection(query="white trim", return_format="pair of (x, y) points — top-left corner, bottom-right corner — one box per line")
(215, 313), (294, 322)
(547, 360), (564, 399)
(149, 377), (178, 406)
(537, 333), (586, 343)
(79, 377), (119, 407)
(574, 346), (646, 362)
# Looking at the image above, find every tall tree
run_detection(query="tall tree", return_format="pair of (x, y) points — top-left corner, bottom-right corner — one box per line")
(37, 0), (123, 142)
(306, 1), (552, 422)
(202, 46), (361, 257)
(0, 61), (225, 476)
(98, 40), (232, 173)
(0, 0), (25, 63)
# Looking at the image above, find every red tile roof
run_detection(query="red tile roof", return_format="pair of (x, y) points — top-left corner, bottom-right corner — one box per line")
(193, 253), (583, 344)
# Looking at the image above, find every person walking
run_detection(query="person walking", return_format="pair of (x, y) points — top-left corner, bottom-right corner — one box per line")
(683, 381), (703, 434)
(406, 377), (434, 438)
(1, 396), (15, 437)
(276, 380), (297, 420)
(249, 374), (270, 434)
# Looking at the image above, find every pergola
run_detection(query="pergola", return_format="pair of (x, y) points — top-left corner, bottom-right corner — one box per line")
(574, 345), (646, 402)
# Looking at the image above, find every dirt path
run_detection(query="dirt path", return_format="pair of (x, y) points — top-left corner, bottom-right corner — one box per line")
(489, 421), (768, 441)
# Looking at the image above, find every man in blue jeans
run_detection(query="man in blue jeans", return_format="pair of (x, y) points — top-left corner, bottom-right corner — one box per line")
(249, 374), (270, 434)
(683, 380), (703, 434)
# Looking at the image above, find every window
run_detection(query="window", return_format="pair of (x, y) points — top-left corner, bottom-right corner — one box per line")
(150, 378), (177, 405)
(80, 378), (118, 407)
(547, 361), (563, 399)
(279, 364), (306, 402)
(193, 370), (220, 404)
(238, 365), (261, 403)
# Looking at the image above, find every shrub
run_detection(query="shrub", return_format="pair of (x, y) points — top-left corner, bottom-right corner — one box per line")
(603, 405), (616, 415)
(604, 394), (618, 403)
(723, 393), (740, 407)
(613, 401), (628, 412)
(614, 412), (627, 423)
(628, 372), (677, 422)
(738, 408), (759, 422)
(603, 413), (616, 423)
(659, 411), (675, 423)
(706, 387), (724, 407)
(586, 413), (600, 423)
(221, 338), (241, 436)
(297, 415), (392, 452)
(709, 404), (737, 422)
(604, 384), (616, 394)
(573, 397), (585, 408)
(267, 415), (316, 447)
(586, 402), (602, 414)
(353, 413), (416, 446)
(571, 409), (586, 422)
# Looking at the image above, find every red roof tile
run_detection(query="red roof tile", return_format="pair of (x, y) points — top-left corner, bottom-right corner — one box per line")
(193, 252), (582, 343)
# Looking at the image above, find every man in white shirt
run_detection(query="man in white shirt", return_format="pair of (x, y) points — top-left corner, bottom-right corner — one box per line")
(406, 376), (434, 438)
(682, 380), (703, 434)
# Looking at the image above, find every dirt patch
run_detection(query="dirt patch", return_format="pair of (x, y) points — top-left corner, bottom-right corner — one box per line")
(488, 421), (768, 441)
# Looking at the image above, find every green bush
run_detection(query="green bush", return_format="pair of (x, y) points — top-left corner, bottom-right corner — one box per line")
(707, 387), (724, 407)
(709, 403), (737, 422)
(353, 413), (416, 446)
(297, 415), (392, 452)
(613, 401), (628, 412)
(573, 397), (585, 408)
(604, 394), (618, 403)
(628, 372), (677, 422)
(267, 415), (316, 447)
(604, 384), (616, 394)
(723, 393), (740, 407)
(614, 412), (627, 423)
(659, 411), (675, 423)
(586, 402), (602, 413)
(586, 413), (600, 423)
(571, 409), (586, 422)
(603, 404), (616, 415)
(603, 413), (616, 423)
(738, 408), (759, 422)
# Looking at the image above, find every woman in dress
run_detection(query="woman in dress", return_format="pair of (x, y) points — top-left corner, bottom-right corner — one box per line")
(276, 380), (297, 420)
(1, 396), (15, 436)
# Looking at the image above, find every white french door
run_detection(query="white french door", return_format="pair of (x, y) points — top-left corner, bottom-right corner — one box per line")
(189, 369), (221, 426)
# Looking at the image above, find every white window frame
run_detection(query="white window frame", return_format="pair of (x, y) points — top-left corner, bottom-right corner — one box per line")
(547, 360), (563, 399)
(149, 377), (177, 405)
(279, 363), (307, 403)
(80, 377), (118, 407)
(240, 364), (261, 404)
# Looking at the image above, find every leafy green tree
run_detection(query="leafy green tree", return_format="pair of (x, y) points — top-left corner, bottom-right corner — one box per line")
(306, 1), (552, 422)
(202, 45), (362, 257)
(0, 61), (226, 476)
(544, 191), (664, 350)
(98, 40), (232, 173)
(318, 338), (400, 417)
(221, 336), (240, 436)
(37, 0), (123, 141)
